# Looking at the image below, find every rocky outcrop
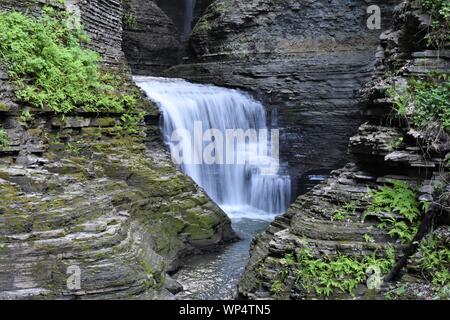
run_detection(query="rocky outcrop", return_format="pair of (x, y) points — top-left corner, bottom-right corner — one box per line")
(122, 0), (182, 75)
(0, 106), (235, 299)
(238, 1), (449, 300)
(166, 0), (400, 194)
(155, 0), (214, 41)
(0, 3), (236, 299)
(121, 0), (215, 75)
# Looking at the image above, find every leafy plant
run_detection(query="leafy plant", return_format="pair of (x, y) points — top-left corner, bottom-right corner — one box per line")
(0, 128), (9, 148)
(273, 247), (395, 297)
(65, 142), (81, 155)
(364, 180), (421, 243)
(388, 85), (409, 116)
(20, 110), (33, 123)
(270, 280), (285, 295)
(0, 9), (138, 116)
(331, 201), (358, 221)
(123, 13), (137, 29)
(366, 180), (420, 222)
(387, 76), (450, 132)
(364, 234), (375, 243)
(417, 0), (450, 50)
(120, 111), (145, 134)
(416, 232), (450, 286)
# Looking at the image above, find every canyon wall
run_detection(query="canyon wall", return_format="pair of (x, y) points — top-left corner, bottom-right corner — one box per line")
(122, 0), (182, 75)
(0, 0), (235, 299)
(238, 1), (450, 300)
(164, 0), (400, 195)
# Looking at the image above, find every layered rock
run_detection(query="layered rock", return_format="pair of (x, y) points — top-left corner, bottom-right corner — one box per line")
(0, 2), (236, 299)
(0, 107), (235, 299)
(165, 0), (400, 194)
(122, 0), (182, 75)
(238, 1), (449, 300)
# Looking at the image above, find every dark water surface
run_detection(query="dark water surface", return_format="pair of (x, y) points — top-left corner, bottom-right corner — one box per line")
(174, 218), (270, 300)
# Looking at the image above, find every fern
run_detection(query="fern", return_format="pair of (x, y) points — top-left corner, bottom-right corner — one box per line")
(0, 128), (9, 148)
(365, 180), (421, 243)
(272, 247), (396, 297)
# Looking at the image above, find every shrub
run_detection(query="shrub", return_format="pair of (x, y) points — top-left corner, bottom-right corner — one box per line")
(416, 231), (450, 286)
(0, 8), (137, 115)
(417, 0), (450, 50)
(388, 76), (450, 132)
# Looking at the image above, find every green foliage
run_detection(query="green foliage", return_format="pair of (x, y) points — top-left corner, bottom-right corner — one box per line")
(270, 280), (285, 295)
(388, 76), (450, 132)
(0, 128), (9, 148)
(379, 219), (418, 243)
(331, 201), (357, 221)
(390, 137), (404, 150)
(388, 85), (409, 116)
(365, 180), (421, 243)
(417, 232), (450, 286)
(20, 110), (33, 123)
(120, 111), (146, 134)
(410, 77), (450, 130)
(65, 142), (81, 156)
(272, 247), (395, 297)
(123, 13), (137, 29)
(364, 234), (375, 243)
(417, 0), (450, 50)
(0, 9), (138, 117)
(366, 180), (420, 222)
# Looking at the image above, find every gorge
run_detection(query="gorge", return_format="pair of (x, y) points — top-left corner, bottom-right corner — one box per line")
(134, 76), (291, 298)
(0, 0), (448, 301)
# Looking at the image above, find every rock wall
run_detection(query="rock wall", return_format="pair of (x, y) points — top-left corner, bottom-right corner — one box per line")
(166, 0), (400, 195)
(238, 1), (449, 300)
(0, 2), (236, 299)
(122, 0), (182, 75)
(122, 0), (214, 75)
(76, 0), (126, 67)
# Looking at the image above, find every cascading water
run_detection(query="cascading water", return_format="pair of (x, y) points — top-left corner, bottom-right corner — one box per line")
(134, 76), (291, 220)
(134, 76), (291, 299)
(182, 0), (196, 41)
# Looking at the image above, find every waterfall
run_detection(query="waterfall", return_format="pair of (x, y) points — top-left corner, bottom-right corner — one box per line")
(182, 0), (196, 41)
(135, 76), (291, 219)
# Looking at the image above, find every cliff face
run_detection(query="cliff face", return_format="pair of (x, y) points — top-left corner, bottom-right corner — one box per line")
(238, 2), (449, 300)
(122, 0), (214, 75)
(165, 0), (400, 194)
(0, 1), (235, 299)
(122, 0), (182, 75)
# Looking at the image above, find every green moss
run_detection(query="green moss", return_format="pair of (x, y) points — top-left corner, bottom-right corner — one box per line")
(0, 102), (9, 111)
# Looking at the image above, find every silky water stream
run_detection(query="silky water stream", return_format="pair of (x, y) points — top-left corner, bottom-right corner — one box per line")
(135, 76), (291, 299)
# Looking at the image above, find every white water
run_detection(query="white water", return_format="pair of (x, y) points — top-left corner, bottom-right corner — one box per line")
(134, 76), (291, 219)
